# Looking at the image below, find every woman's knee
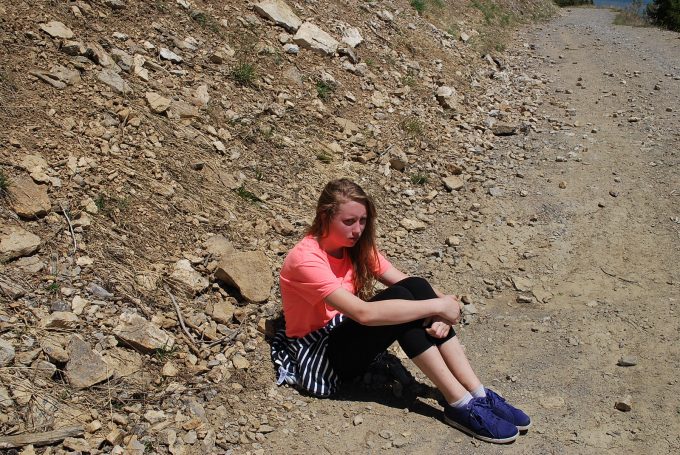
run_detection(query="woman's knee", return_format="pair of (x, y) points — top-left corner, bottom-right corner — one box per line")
(394, 276), (437, 299)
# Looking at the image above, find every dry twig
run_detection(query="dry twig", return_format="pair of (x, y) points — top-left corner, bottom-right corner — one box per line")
(163, 284), (196, 346)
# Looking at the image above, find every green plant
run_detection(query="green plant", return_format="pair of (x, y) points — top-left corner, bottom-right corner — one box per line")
(471, 0), (513, 26)
(231, 62), (257, 86)
(410, 173), (428, 185)
(364, 58), (375, 67)
(46, 282), (60, 294)
(410, 0), (426, 14)
(235, 185), (261, 203)
(402, 75), (416, 87)
(0, 171), (9, 198)
(315, 80), (335, 100)
(154, 345), (177, 362)
(614, 0), (650, 28)
(94, 194), (106, 211)
(316, 151), (332, 164)
(400, 117), (424, 137)
(254, 167), (263, 181)
(647, 0), (679, 31)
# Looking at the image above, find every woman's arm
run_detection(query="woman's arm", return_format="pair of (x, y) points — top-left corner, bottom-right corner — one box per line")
(324, 287), (461, 326)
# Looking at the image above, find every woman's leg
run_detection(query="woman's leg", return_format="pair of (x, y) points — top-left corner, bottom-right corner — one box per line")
(396, 277), (482, 391)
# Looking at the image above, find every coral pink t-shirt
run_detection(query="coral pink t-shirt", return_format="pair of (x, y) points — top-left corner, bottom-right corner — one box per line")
(280, 236), (392, 338)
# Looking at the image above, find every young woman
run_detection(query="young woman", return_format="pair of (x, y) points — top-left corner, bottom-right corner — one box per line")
(271, 179), (531, 444)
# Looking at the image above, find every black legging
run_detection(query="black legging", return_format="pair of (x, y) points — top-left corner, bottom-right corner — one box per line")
(327, 277), (456, 381)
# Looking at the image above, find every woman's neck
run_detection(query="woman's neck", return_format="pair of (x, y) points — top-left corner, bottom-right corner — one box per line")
(317, 236), (344, 259)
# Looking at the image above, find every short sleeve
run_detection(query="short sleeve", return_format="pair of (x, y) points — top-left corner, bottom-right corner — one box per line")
(375, 250), (392, 276)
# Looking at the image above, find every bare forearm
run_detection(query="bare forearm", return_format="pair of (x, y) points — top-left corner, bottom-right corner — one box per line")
(356, 298), (442, 326)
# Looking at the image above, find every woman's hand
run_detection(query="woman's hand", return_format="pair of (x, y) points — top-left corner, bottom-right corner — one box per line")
(437, 295), (463, 325)
(423, 317), (452, 338)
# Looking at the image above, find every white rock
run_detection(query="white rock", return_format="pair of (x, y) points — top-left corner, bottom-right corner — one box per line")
(113, 311), (175, 353)
(0, 339), (15, 367)
(442, 175), (464, 191)
(342, 27), (363, 48)
(40, 21), (74, 39)
(293, 22), (339, 56)
(254, 0), (302, 32)
(169, 259), (209, 295)
(0, 226), (41, 262)
(159, 48), (182, 63)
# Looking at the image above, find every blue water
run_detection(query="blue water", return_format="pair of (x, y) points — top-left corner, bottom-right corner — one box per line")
(593, 0), (651, 7)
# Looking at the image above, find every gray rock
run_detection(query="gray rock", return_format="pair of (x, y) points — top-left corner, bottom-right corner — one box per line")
(0, 339), (15, 367)
(65, 335), (113, 389)
(492, 123), (517, 136)
(113, 311), (175, 353)
(111, 48), (134, 72)
(103, 0), (127, 10)
(40, 21), (74, 39)
(617, 355), (638, 367)
(61, 40), (86, 56)
(97, 68), (131, 94)
(215, 251), (273, 303)
(511, 276), (533, 292)
(85, 42), (114, 67)
(293, 22), (339, 56)
(8, 175), (51, 218)
(160, 48), (183, 63)
(0, 226), (41, 262)
(87, 282), (114, 299)
(254, 0), (302, 32)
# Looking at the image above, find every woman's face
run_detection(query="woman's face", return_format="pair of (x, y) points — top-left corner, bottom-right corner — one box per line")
(325, 200), (368, 249)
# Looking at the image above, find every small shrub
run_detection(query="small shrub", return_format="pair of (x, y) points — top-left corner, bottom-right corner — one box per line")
(646, 0), (679, 31)
(401, 117), (424, 137)
(154, 345), (177, 362)
(410, 173), (428, 185)
(94, 194), (106, 211)
(235, 185), (261, 203)
(231, 62), (256, 86)
(402, 75), (417, 87)
(411, 0), (426, 14)
(316, 80), (335, 100)
(316, 152), (332, 164)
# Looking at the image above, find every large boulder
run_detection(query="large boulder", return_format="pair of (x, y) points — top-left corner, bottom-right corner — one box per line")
(8, 175), (51, 219)
(0, 226), (41, 262)
(215, 251), (273, 303)
(254, 0), (302, 32)
(113, 311), (175, 353)
(293, 22), (339, 56)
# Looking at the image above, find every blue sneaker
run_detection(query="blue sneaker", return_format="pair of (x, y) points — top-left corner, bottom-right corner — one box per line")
(444, 397), (519, 444)
(485, 388), (532, 431)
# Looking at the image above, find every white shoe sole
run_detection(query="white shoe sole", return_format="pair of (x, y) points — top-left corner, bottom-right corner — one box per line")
(445, 416), (519, 444)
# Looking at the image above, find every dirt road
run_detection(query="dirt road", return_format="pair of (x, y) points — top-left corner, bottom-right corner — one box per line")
(265, 8), (679, 454)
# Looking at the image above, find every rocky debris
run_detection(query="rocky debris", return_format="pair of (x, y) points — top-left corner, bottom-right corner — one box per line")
(435, 86), (458, 110)
(169, 259), (209, 295)
(41, 312), (80, 330)
(113, 311), (175, 353)
(254, 0), (302, 32)
(293, 22), (339, 56)
(215, 251), (273, 303)
(492, 123), (517, 136)
(65, 335), (113, 389)
(146, 91), (171, 114)
(97, 68), (131, 94)
(8, 175), (51, 219)
(39, 21), (74, 39)
(160, 47), (182, 63)
(442, 175), (464, 192)
(511, 275), (533, 292)
(399, 218), (427, 232)
(208, 300), (235, 325)
(204, 235), (234, 257)
(0, 339), (15, 367)
(615, 395), (632, 412)
(0, 226), (41, 262)
(342, 27), (363, 48)
(617, 355), (638, 367)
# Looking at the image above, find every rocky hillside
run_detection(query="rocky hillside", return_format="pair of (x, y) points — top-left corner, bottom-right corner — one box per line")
(0, 0), (558, 453)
